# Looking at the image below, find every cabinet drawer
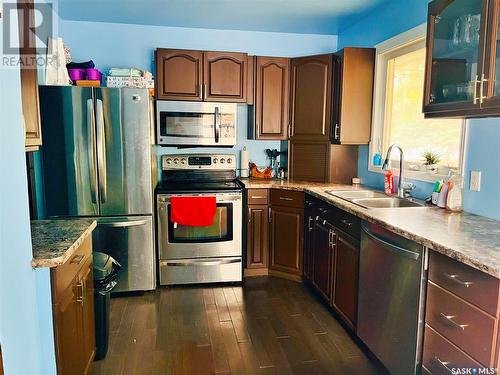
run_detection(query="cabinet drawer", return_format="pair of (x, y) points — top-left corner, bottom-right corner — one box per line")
(247, 189), (269, 205)
(429, 251), (499, 316)
(331, 206), (361, 240)
(51, 235), (92, 301)
(423, 324), (483, 375)
(426, 281), (497, 366)
(270, 189), (304, 208)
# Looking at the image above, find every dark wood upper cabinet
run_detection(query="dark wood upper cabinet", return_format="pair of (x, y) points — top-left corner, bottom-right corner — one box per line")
(155, 49), (203, 101)
(332, 230), (360, 329)
(246, 204), (269, 269)
(290, 54), (333, 141)
(203, 51), (247, 102)
(251, 56), (290, 140)
(423, 0), (500, 117)
(331, 48), (375, 144)
(18, 0), (42, 151)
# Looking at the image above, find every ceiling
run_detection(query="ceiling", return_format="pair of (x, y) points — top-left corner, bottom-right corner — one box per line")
(57, 0), (391, 35)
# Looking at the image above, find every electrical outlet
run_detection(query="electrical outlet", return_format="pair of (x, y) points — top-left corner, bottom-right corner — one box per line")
(470, 170), (482, 192)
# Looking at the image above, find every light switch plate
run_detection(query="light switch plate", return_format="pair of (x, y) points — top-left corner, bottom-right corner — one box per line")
(470, 170), (482, 192)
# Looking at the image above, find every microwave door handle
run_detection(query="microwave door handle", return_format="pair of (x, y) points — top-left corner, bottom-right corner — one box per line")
(214, 106), (220, 143)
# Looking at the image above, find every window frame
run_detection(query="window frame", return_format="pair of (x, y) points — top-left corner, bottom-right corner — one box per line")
(369, 23), (467, 183)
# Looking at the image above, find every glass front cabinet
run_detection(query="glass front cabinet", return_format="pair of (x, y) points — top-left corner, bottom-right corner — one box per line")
(424, 0), (500, 117)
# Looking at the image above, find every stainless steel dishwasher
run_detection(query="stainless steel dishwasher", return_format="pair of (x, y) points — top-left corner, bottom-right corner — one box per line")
(358, 221), (427, 375)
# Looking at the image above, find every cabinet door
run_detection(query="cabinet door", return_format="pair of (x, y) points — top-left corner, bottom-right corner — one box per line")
(424, 0), (487, 116)
(290, 54), (333, 141)
(289, 140), (330, 182)
(254, 57), (289, 139)
(332, 230), (359, 329)
(303, 199), (316, 282)
(53, 278), (85, 375)
(269, 206), (304, 275)
(80, 262), (95, 373)
(18, 0), (41, 149)
(204, 51), (247, 102)
(246, 205), (269, 269)
(155, 49), (203, 101)
(311, 219), (334, 302)
(482, 0), (500, 109)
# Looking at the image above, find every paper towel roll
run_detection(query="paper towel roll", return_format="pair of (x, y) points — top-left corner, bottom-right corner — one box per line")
(240, 147), (249, 178)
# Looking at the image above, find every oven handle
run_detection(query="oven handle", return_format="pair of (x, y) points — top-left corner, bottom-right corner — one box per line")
(157, 194), (242, 203)
(160, 258), (241, 267)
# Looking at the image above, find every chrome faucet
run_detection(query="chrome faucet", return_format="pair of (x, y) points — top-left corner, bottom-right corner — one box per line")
(382, 144), (416, 198)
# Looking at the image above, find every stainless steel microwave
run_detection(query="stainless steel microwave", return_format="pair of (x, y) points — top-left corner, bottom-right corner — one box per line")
(156, 101), (238, 146)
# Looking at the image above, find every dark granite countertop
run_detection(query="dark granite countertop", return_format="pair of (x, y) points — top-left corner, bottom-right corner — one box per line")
(31, 219), (97, 268)
(240, 178), (500, 278)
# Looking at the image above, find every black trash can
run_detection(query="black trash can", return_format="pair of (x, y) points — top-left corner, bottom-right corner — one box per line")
(93, 252), (121, 361)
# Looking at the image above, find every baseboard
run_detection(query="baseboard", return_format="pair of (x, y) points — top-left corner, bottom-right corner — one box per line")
(244, 268), (269, 277)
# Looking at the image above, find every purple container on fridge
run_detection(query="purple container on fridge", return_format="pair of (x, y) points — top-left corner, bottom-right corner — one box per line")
(68, 68), (86, 81)
(86, 68), (102, 81)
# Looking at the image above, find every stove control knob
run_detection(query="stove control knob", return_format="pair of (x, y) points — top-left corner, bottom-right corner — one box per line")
(220, 158), (225, 164)
(181, 158), (187, 164)
(173, 158), (179, 165)
(213, 158), (218, 164)
(227, 158), (232, 164)
(166, 158), (172, 165)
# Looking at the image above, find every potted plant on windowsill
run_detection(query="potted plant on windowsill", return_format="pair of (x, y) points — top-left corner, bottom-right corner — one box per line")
(422, 151), (441, 174)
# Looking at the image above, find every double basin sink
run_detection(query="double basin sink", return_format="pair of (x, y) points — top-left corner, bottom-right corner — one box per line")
(326, 190), (424, 209)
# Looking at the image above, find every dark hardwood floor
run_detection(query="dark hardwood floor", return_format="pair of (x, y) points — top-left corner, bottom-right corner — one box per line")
(92, 276), (385, 375)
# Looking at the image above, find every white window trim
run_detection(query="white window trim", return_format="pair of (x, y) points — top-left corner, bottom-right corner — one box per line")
(368, 23), (467, 183)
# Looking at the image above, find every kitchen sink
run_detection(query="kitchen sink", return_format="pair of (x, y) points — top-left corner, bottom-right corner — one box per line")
(352, 197), (424, 209)
(326, 190), (388, 200)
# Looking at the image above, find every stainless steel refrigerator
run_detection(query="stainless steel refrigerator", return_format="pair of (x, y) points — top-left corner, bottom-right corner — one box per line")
(39, 85), (156, 292)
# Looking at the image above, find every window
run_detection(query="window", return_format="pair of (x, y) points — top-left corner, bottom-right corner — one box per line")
(370, 25), (465, 181)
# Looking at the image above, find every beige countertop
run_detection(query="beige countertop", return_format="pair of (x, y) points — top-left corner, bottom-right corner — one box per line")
(241, 178), (500, 278)
(31, 219), (97, 268)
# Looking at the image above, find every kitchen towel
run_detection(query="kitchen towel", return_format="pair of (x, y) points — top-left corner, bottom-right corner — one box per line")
(170, 196), (217, 227)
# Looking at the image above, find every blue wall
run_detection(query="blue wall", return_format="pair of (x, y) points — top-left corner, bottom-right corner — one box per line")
(59, 20), (338, 173)
(339, 0), (500, 220)
(0, 27), (56, 375)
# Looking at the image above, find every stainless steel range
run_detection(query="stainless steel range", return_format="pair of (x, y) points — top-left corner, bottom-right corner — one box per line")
(156, 154), (243, 285)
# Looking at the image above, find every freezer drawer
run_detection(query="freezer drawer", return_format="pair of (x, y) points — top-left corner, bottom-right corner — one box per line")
(159, 257), (242, 285)
(92, 216), (155, 292)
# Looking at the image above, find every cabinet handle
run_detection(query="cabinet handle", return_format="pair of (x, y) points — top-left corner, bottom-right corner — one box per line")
(308, 216), (313, 231)
(328, 229), (336, 248)
(199, 84), (203, 100)
(334, 123), (340, 140)
(251, 196), (266, 199)
(279, 197), (293, 201)
(70, 254), (85, 265)
(480, 73), (488, 104)
(203, 83), (207, 100)
(288, 123), (292, 138)
(472, 75), (480, 105)
(433, 356), (453, 373)
(443, 273), (472, 288)
(439, 313), (468, 330)
(248, 207), (251, 223)
(340, 219), (353, 227)
(268, 207), (272, 223)
(76, 280), (85, 305)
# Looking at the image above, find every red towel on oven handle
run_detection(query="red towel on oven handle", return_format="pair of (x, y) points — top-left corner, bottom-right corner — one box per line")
(170, 196), (217, 227)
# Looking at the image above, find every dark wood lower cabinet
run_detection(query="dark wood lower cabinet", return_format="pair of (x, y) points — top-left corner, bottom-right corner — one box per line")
(332, 230), (359, 329)
(269, 205), (304, 276)
(311, 218), (334, 302)
(246, 205), (269, 269)
(51, 235), (95, 375)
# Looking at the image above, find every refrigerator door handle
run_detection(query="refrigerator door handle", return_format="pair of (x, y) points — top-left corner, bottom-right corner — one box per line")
(96, 99), (107, 203)
(86, 99), (98, 204)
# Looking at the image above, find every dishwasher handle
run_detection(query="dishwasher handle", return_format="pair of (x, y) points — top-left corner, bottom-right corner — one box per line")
(362, 226), (420, 260)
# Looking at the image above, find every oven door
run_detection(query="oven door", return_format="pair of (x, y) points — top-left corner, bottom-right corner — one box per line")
(156, 101), (237, 146)
(157, 192), (242, 259)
